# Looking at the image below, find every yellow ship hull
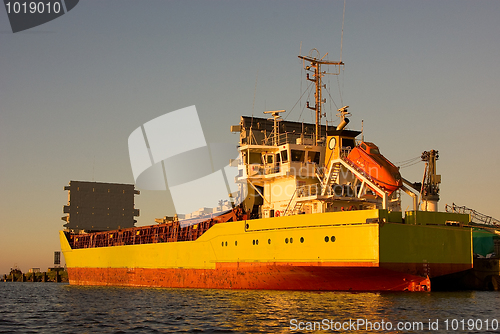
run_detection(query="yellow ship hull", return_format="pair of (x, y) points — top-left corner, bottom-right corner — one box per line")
(60, 209), (472, 291)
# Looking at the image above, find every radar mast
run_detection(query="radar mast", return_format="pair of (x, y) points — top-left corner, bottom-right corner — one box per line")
(298, 49), (344, 145)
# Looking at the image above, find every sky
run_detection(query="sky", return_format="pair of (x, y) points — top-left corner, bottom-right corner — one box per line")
(0, 0), (499, 275)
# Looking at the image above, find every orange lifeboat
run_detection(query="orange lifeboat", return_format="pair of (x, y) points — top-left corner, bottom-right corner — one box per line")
(346, 142), (402, 194)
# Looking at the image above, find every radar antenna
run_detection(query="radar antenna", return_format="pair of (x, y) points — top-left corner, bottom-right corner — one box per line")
(264, 110), (285, 146)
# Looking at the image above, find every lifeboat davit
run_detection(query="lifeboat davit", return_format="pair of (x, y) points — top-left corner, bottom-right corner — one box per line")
(346, 142), (402, 194)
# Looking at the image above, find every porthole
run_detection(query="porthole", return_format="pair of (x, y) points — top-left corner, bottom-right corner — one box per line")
(253, 240), (255, 245)
(290, 237), (294, 243)
(221, 241), (224, 247)
(331, 236), (336, 242)
(256, 239), (259, 245)
(235, 241), (238, 246)
(268, 239), (271, 244)
(246, 223), (249, 229)
(300, 237), (304, 243)
(225, 241), (228, 246)
(324, 236), (329, 242)
(285, 238), (289, 244)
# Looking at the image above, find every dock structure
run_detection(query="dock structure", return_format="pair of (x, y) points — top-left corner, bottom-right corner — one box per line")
(2, 269), (68, 283)
(1, 252), (69, 283)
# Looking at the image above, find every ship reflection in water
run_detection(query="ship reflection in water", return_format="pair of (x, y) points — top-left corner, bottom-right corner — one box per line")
(1, 284), (498, 333)
(227, 289), (392, 332)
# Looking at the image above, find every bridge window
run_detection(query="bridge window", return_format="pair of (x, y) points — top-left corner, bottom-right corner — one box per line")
(342, 138), (355, 150)
(308, 151), (320, 164)
(249, 152), (261, 164)
(291, 150), (305, 162)
(281, 150), (288, 162)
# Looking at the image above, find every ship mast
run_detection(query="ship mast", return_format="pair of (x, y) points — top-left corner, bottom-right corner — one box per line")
(298, 50), (344, 145)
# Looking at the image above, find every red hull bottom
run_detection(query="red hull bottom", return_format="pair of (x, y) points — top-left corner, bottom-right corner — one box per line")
(68, 262), (430, 291)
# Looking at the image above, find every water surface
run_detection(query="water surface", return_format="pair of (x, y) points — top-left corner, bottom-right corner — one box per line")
(0, 283), (499, 333)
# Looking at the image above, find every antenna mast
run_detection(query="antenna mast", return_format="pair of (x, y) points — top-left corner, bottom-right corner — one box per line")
(298, 49), (344, 145)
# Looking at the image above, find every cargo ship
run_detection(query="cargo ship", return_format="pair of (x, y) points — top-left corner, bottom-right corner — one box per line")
(60, 50), (473, 291)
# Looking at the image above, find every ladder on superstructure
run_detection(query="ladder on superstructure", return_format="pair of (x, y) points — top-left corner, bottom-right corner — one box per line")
(284, 187), (307, 216)
(320, 162), (342, 195)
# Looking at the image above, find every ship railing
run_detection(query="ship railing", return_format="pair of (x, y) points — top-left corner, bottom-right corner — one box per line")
(296, 182), (366, 199)
(296, 184), (321, 198)
(445, 203), (500, 227)
(66, 219), (215, 249)
(66, 208), (246, 249)
(247, 162), (319, 178)
(286, 182), (369, 215)
(264, 165), (280, 174)
(261, 132), (315, 146)
(246, 164), (280, 176)
(247, 164), (264, 176)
